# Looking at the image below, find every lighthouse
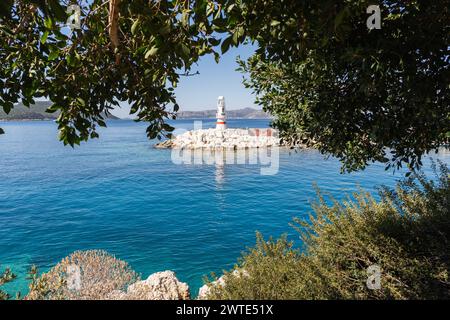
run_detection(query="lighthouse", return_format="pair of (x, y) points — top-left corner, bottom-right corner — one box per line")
(216, 96), (227, 130)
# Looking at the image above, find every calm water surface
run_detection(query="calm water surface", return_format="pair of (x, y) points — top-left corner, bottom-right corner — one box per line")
(0, 119), (449, 296)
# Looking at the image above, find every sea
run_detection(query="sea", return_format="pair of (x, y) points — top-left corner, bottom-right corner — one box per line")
(0, 119), (449, 297)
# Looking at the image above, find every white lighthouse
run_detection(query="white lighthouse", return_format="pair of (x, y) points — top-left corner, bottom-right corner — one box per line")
(216, 96), (227, 130)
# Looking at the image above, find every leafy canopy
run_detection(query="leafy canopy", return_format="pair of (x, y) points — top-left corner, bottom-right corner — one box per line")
(1, 0), (228, 145)
(233, 0), (449, 171)
(0, 267), (16, 300)
(204, 161), (450, 299)
(1, 0), (448, 171)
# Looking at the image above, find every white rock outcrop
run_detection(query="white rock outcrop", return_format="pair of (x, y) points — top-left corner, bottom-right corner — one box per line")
(107, 271), (190, 300)
(197, 269), (249, 300)
(160, 128), (280, 150)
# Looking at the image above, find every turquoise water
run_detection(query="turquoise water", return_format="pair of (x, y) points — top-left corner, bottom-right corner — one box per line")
(0, 119), (449, 297)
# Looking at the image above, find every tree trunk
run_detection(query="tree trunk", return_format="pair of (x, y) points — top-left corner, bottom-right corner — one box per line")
(108, 0), (120, 50)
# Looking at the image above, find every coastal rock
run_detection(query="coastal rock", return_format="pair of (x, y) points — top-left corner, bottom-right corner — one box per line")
(108, 271), (190, 300)
(197, 269), (249, 300)
(154, 139), (174, 149)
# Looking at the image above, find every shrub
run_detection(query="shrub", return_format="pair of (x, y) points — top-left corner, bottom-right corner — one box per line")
(27, 250), (140, 300)
(205, 161), (450, 299)
(0, 267), (17, 300)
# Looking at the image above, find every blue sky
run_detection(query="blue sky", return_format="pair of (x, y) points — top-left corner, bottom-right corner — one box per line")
(174, 43), (258, 111)
(112, 43), (259, 118)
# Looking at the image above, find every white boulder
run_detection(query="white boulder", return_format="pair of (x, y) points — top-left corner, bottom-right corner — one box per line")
(107, 271), (190, 300)
(197, 269), (249, 300)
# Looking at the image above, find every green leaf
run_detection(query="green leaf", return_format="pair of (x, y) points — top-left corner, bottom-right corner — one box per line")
(173, 103), (179, 112)
(76, 97), (86, 106)
(66, 54), (74, 66)
(232, 27), (245, 45)
(232, 30), (239, 45)
(162, 123), (175, 132)
(131, 19), (140, 35)
(160, 23), (171, 35)
(2, 101), (13, 114)
(0, 26), (13, 37)
(97, 119), (107, 127)
(270, 20), (281, 27)
(48, 0), (67, 21)
(181, 44), (190, 57)
(44, 17), (53, 29)
(147, 128), (158, 139)
(208, 37), (221, 46)
(237, 26), (245, 38)
(46, 104), (60, 113)
(48, 50), (59, 61)
(221, 36), (233, 54)
(90, 131), (99, 139)
(145, 46), (159, 60)
(130, 102), (139, 114)
(0, 128), (4, 135)
(40, 31), (49, 44)
(226, 4), (236, 13)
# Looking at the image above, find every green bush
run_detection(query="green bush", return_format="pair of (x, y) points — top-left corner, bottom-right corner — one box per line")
(0, 267), (17, 300)
(205, 161), (450, 299)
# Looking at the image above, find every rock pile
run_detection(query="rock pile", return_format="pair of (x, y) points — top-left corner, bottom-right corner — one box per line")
(156, 128), (280, 149)
(107, 271), (190, 300)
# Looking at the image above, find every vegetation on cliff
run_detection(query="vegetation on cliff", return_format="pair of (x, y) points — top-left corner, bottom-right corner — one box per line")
(0, 267), (16, 300)
(27, 250), (139, 300)
(204, 161), (450, 299)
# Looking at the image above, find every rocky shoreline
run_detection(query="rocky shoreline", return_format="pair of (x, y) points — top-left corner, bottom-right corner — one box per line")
(105, 269), (241, 300)
(107, 271), (191, 300)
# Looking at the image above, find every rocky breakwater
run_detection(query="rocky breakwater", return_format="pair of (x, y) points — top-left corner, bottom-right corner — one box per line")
(155, 128), (280, 149)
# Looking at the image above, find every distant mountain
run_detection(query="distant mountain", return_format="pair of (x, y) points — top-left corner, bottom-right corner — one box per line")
(176, 107), (272, 119)
(0, 101), (119, 120)
(0, 103), (270, 121)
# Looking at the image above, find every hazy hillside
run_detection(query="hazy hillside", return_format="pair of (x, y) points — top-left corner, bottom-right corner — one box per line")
(0, 101), (119, 120)
(176, 107), (272, 119)
(1, 103), (270, 120)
